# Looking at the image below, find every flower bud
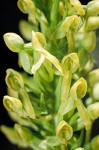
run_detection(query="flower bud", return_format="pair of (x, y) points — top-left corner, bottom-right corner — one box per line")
(70, 78), (91, 130)
(75, 148), (84, 150)
(91, 135), (99, 150)
(62, 53), (79, 75)
(93, 82), (99, 100)
(86, 17), (99, 31)
(35, 32), (46, 47)
(87, 102), (99, 120)
(19, 20), (33, 41)
(56, 120), (73, 145)
(70, 77), (87, 99)
(69, 0), (85, 16)
(81, 32), (96, 52)
(84, 58), (94, 73)
(6, 69), (24, 91)
(0, 125), (17, 144)
(32, 31), (63, 75)
(59, 1), (65, 16)
(3, 96), (23, 117)
(87, 1), (99, 16)
(62, 15), (80, 32)
(3, 33), (24, 53)
(17, 0), (35, 14)
(14, 124), (33, 147)
(87, 69), (99, 87)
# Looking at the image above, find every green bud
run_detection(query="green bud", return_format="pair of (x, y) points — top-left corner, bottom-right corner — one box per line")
(18, 0), (36, 24)
(87, 1), (99, 16)
(59, 1), (65, 16)
(3, 33), (24, 53)
(3, 96), (23, 117)
(6, 69), (24, 91)
(56, 120), (73, 145)
(32, 31), (44, 50)
(70, 78), (91, 130)
(91, 135), (99, 150)
(19, 20), (33, 41)
(62, 53), (79, 74)
(85, 97), (93, 106)
(35, 32), (46, 47)
(86, 17), (99, 31)
(62, 15), (80, 32)
(93, 82), (99, 100)
(87, 69), (99, 87)
(0, 125), (17, 144)
(75, 148), (84, 150)
(17, 0), (35, 14)
(84, 58), (94, 73)
(81, 32), (96, 52)
(70, 77), (87, 99)
(61, 53), (79, 103)
(14, 124), (33, 147)
(87, 102), (99, 120)
(69, 0), (85, 16)
(14, 124), (41, 149)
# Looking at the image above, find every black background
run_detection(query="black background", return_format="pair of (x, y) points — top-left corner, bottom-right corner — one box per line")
(0, 0), (98, 150)
(0, 0), (26, 149)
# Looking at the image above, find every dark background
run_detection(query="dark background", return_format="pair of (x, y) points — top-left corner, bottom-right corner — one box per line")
(0, 0), (98, 150)
(0, 0), (26, 149)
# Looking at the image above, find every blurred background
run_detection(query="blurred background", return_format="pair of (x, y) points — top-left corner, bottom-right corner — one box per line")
(0, 0), (99, 149)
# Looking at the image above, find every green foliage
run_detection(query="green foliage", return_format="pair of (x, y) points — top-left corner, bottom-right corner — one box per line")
(1, 0), (99, 149)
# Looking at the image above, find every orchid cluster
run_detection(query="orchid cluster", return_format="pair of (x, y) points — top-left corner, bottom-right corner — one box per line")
(1, 0), (99, 150)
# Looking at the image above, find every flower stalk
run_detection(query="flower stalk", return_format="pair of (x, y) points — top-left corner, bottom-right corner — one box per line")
(1, 0), (99, 149)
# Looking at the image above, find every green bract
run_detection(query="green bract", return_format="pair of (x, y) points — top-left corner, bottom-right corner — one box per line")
(1, 0), (99, 149)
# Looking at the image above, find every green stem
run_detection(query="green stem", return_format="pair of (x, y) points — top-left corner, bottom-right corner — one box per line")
(69, 112), (78, 125)
(24, 42), (33, 56)
(61, 71), (72, 103)
(67, 29), (75, 53)
(76, 98), (91, 131)
(57, 71), (72, 124)
(61, 144), (68, 150)
(85, 123), (92, 142)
